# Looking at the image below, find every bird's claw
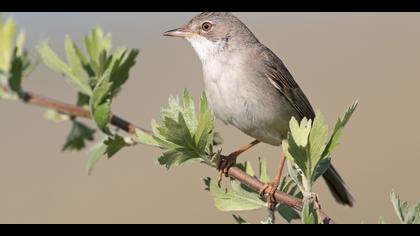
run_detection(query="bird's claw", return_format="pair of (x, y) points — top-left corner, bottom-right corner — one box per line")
(217, 153), (237, 187)
(259, 182), (279, 210)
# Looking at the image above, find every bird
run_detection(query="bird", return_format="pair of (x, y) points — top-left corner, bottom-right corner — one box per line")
(164, 12), (355, 208)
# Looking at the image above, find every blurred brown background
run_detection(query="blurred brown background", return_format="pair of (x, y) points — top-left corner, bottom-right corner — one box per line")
(0, 12), (419, 224)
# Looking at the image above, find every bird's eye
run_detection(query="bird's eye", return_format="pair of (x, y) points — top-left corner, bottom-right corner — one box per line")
(201, 22), (213, 31)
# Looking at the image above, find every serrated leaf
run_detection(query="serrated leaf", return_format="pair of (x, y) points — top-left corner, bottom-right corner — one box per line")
(391, 191), (409, 224)
(158, 149), (192, 169)
(38, 42), (92, 95)
(322, 100), (358, 158)
(89, 48), (138, 134)
(87, 139), (107, 175)
(391, 191), (420, 224)
(160, 96), (183, 122)
(309, 111), (329, 174)
(109, 49), (139, 96)
(62, 121), (96, 151)
(104, 134), (128, 158)
(65, 35), (90, 91)
(289, 117), (311, 147)
(83, 27), (112, 75)
(203, 177), (265, 212)
(152, 90), (217, 169)
(182, 89), (198, 132)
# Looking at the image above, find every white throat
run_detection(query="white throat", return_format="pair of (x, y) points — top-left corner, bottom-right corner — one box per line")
(186, 35), (226, 64)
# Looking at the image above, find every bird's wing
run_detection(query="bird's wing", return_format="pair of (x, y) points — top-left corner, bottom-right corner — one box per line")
(260, 46), (315, 120)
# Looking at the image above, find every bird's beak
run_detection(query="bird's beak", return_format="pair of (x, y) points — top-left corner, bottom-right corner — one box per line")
(163, 27), (192, 38)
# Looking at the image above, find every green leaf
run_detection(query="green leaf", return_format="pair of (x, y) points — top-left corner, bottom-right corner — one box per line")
(0, 16), (16, 72)
(38, 42), (92, 95)
(104, 134), (129, 158)
(87, 139), (107, 175)
(245, 161), (256, 177)
(277, 204), (301, 223)
(283, 129), (309, 182)
(286, 159), (305, 195)
(309, 111), (329, 174)
(258, 157), (270, 184)
(62, 121), (96, 151)
(44, 109), (70, 123)
(182, 89), (198, 132)
(135, 128), (160, 147)
(83, 27), (112, 75)
(203, 177), (265, 212)
(89, 48), (138, 134)
(391, 191), (420, 224)
(322, 100), (358, 158)
(194, 92), (214, 152)
(232, 214), (247, 224)
(92, 101), (111, 134)
(76, 92), (90, 107)
(404, 202), (420, 224)
(65, 35), (91, 91)
(289, 117), (311, 147)
(302, 199), (319, 224)
(158, 149), (192, 169)
(8, 51), (23, 94)
(149, 90), (218, 169)
(109, 49), (139, 96)
(391, 191), (409, 224)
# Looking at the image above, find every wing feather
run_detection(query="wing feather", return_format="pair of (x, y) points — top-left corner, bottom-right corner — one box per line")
(259, 46), (315, 120)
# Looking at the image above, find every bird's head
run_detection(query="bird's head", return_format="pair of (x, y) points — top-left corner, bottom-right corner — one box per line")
(164, 12), (259, 63)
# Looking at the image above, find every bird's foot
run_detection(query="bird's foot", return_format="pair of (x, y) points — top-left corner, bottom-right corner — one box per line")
(259, 181), (280, 210)
(217, 152), (238, 187)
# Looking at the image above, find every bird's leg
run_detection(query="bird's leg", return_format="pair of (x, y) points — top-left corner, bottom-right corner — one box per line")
(217, 140), (260, 186)
(259, 154), (287, 209)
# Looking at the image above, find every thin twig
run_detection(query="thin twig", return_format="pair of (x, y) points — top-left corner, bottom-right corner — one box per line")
(21, 91), (151, 135)
(17, 90), (335, 224)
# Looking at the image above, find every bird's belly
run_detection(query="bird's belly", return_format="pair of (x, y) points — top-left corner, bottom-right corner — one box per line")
(204, 73), (296, 146)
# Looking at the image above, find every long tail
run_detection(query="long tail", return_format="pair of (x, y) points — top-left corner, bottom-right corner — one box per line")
(322, 164), (355, 207)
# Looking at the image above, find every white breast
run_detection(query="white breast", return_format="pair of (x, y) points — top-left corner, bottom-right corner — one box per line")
(187, 36), (293, 146)
(186, 35), (226, 64)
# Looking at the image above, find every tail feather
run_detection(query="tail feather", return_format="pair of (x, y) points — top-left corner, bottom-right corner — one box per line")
(322, 164), (355, 207)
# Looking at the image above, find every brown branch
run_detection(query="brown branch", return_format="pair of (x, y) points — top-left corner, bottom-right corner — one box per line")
(17, 90), (334, 224)
(228, 167), (334, 224)
(21, 91), (151, 135)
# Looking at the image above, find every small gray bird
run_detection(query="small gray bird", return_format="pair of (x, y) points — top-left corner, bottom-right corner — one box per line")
(164, 12), (354, 207)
